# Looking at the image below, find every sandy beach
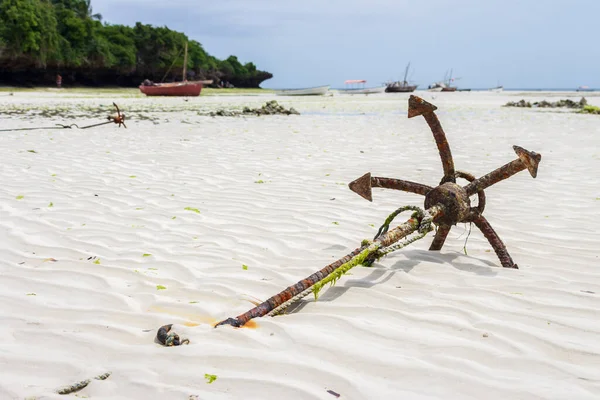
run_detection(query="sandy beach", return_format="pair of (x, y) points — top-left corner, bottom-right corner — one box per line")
(1, 89), (599, 399)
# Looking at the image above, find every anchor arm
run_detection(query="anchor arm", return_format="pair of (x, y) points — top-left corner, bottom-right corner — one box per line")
(464, 146), (541, 196)
(408, 95), (456, 183)
(472, 215), (518, 269)
(429, 224), (452, 251)
(349, 172), (433, 202)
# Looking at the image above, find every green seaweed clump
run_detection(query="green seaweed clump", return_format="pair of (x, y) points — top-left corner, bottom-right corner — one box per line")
(579, 105), (600, 115)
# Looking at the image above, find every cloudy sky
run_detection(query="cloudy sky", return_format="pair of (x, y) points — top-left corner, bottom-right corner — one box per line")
(93, 0), (597, 89)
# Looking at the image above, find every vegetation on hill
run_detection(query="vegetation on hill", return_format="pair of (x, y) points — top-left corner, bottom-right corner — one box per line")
(0, 0), (272, 87)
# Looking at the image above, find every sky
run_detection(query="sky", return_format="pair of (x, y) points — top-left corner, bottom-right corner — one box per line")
(92, 0), (598, 89)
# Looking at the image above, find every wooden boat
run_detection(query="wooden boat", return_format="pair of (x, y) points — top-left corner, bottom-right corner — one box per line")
(386, 83), (417, 93)
(339, 80), (386, 95)
(275, 85), (330, 96)
(429, 69), (458, 92)
(386, 62), (418, 93)
(139, 81), (202, 96)
(139, 42), (202, 97)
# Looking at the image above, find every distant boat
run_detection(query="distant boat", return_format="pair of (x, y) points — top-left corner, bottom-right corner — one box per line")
(577, 86), (592, 92)
(140, 81), (203, 96)
(489, 81), (503, 92)
(428, 82), (457, 92)
(139, 42), (203, 97)
(275, 85), (330, 96)
(385, 62), (418, 93)
(339, 80), (386, 95)
(429, 69), (458, 92)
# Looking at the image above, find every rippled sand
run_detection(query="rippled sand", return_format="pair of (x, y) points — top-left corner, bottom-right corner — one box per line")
(1, 89), (599, 399)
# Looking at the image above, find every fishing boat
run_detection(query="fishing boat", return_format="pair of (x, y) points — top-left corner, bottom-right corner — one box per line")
(339, 80), (387, 95)
(139, 42), (203, 97)
(385, 62), (418, 93)
(275, 85), (330, 96)
(428, 69), (458, 92)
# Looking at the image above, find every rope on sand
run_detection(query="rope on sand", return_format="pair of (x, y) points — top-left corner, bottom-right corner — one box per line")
(268, 206), (433, 316)
(0, 102), (126, 132)
(157, 205), (434, 341)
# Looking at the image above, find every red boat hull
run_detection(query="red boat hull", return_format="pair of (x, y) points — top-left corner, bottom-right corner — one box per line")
(139, 82), (202, 97)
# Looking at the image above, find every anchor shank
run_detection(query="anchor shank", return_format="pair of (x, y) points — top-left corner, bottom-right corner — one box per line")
(422, 112), (456, 183)
(464, 159), (524, 196)
(216, 205), (445, 328)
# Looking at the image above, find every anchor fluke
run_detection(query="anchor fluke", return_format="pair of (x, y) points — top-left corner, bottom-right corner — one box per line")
(408, 95), (438, 118)
(349, 172), (373, 202)
(513, 145), (542, 178)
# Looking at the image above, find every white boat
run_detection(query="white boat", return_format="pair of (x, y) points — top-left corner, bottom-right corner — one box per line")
(428, 69), (459, 92)
(489, 86), (504, 93)
(340, 86), (387, 95)
(427, 82), (445, 92)
(339, 80), (387, 95)
(275, 85), (330, 96)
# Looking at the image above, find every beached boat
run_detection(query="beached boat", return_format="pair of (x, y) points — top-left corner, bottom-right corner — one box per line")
(139, 81), (202, 96)
(385, 62), (418, 93)
(428, 82), (456, 92)
(339, 80), (387, 95)
(139, 42), (203, 97)
(428, 69), (458, 92)
(489, 85), (504, 93)
(275, 85), (330, 96)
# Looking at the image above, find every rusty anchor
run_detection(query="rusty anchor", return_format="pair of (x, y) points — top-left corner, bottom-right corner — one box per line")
(160, 95), (542, 337)
(349, 95), (541, 269)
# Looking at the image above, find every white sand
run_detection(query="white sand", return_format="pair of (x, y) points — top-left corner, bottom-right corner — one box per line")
(1, 89), (599, 399)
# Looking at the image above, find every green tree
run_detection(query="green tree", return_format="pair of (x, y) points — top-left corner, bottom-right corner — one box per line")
(0, 0), (273, 87)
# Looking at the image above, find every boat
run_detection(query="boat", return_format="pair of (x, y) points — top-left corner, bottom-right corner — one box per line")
(385, 62), (418, 93)
(339, 80), (387, 95)
(139, 81), (202, 96)
(442, 86), (457, 92)
(139, 42), (203, 97)
(428, 69), (458, 92)
(275, 85), (330, 96)
(577, 86), (593, 92)
(489, 81), (503, 92)
(427, 82), (456, 92)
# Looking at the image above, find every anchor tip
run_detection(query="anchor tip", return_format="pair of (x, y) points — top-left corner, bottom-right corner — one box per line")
(408, 95), (438, 118)
(349, 172), (373, 202)
(513, 145), (542, 178)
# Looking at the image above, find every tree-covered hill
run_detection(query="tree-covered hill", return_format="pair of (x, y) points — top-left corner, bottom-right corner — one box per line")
(0, 0), (272, 87)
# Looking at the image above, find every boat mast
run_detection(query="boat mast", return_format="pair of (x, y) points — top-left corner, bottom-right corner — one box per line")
(182, 42), (188, 82)
(403, 62), (410, 85)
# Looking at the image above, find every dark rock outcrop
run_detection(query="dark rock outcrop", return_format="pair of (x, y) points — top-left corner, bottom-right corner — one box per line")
(208, 101), (300, 117)
(504, 97), (587, 109)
